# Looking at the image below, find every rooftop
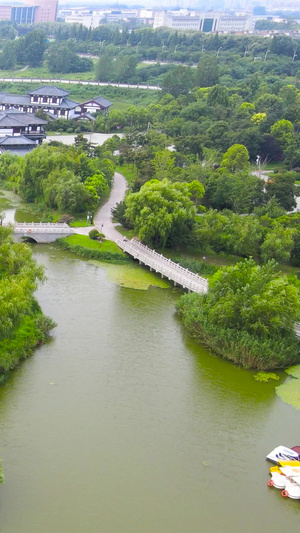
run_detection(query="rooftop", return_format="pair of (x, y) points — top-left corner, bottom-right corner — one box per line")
(0, 110), (48, 127)
(28, 86), (70, 97)
(0, 135), (37, 146)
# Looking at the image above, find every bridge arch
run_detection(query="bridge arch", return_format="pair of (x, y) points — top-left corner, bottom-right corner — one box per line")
(21, 236), (38, 244)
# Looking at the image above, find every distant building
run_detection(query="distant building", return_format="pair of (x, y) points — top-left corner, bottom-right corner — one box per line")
(0, 0), (58, 24)
(153, 11), (255, 33)
(0, 6), (12, 21)
(26, 0), (58, 24)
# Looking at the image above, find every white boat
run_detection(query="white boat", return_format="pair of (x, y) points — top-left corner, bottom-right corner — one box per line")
(281, 477), (300, 500)
(266, 446), (299, 464)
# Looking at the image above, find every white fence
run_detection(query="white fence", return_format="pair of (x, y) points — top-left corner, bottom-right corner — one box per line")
(117, 238), (208, 294)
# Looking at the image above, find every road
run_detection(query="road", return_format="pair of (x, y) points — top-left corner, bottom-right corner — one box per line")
(75, 171), (127, 240)
(46, 133), (122, 146)
(0, 77), (161, 91)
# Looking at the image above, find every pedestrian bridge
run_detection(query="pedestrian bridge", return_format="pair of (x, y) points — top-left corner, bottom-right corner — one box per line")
(13, 222), (74, 243)
(117, 238), (208, 294)
(117, 238), (300, 339)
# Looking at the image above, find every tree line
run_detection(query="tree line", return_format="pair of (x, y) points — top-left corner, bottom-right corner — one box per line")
(0, 139), (115, 215)
(0, 225), (55, 377)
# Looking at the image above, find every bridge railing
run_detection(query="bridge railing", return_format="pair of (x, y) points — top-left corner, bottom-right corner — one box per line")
(14, 222), (74, 234)
(117, 238), (208, 293)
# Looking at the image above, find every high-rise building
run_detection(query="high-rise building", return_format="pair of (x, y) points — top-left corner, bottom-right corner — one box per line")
(0, 1), (58, 24)
(25, 0), (58, 23)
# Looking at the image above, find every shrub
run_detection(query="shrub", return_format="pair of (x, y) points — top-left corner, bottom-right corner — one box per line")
(89, 229), (100, 240)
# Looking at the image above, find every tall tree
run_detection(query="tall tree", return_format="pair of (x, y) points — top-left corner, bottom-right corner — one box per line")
(125, 179), (198, 247)
(195, 54), (219, 88)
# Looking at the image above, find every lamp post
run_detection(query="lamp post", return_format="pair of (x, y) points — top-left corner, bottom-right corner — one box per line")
(175, 44), (179, 52)
(292, 49), (297, 61)
(217, 46), (222, 57)
(264, 49), (270, 61)
(136, 41), (141, 53)
(256, 155), (261, 180)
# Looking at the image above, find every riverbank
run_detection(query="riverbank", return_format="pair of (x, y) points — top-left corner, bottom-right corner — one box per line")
(55, 235), (130, 264)
(0, 227), (56, 382)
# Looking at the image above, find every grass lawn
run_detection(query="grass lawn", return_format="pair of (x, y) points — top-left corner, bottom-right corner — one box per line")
(69, 219), (90, 227)
(115, 163), (137, 184)
(0, 61), (98, 81)
(115, 226), (136, 239)
(65, 234), (126, 255)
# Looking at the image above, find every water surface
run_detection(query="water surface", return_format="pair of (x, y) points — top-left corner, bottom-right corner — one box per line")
(0, 197), (300, 533)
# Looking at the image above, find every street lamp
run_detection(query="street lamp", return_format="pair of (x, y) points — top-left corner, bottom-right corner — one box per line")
(264, 49), (270, 61)
(256, 155), (261, 180)
(292, 49), (297, 61)
(136, 41), (141, 53)
(217, 46), (222, 57)
(175, 44), (179, 52)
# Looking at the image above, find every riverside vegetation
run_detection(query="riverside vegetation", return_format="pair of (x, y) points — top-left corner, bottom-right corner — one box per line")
(1, 28), (300, 371)
(0, 225), (55, 379)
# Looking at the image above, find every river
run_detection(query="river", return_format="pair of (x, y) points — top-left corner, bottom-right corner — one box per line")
(1, 192), (300, 532)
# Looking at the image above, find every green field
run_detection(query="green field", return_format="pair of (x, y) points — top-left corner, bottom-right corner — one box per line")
(0, 78), (159, 110)
(65, 234), (125, 255)
(0, 60), (98, 81)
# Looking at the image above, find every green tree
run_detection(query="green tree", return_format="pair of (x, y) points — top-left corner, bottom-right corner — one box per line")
(261, 225), (296, 263)
(207, 85), (229, 107)
(265, 171), (296, 211)
(47, 42), (92, 73)
(270, 119), (294, 152)
(195, 55), (219, 88)
(220, 144), (250, 174)
(153, 149), (175, 181)
(162, 65), (195, 98)
(197, 258), (299, 336)
(0, 40), (17, 69)
(125, 179), (197, 247)
(17, 30), (46, 67)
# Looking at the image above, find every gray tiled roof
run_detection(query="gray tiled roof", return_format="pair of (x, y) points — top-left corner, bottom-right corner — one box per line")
(0, 94), (30, 105)
(28, 86), (70, 97)
(59, 98), (79, 109)
(0, 135), (36, 146)
(74, 112), (96, 121)
(83, 96), (112, 108)
(0, 111), (48, 127)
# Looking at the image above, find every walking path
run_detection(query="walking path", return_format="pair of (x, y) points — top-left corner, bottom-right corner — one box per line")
(0, 77), (161, 91)
(94, 171), (127, 240)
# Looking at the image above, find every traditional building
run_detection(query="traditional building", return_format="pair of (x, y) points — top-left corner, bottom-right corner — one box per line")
(78, 96), (113, 116)
(0, 110), (47, 155)
(0, 86), (112, 120)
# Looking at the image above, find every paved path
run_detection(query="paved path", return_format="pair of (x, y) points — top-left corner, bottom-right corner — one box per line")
(94, 171), (127, 240)
(70, 171), (127, 238)
(0, 77), (161, 91)
(46, 133), (123, 146)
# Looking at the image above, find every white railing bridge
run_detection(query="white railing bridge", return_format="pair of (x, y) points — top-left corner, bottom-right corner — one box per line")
(117, 238), (208, 294)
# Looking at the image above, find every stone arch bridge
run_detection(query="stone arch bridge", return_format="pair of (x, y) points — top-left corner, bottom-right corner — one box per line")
(13, 223), (74, 243)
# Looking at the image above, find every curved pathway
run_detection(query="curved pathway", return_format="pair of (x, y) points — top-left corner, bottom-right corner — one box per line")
(94, 171), (127, 241)
(72, 171), (127, 238)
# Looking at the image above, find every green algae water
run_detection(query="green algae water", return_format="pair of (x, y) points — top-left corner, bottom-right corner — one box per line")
(1, 199), (300, 532)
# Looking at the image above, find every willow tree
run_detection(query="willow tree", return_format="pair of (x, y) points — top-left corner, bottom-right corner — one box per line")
(125, 178), (201, 247)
